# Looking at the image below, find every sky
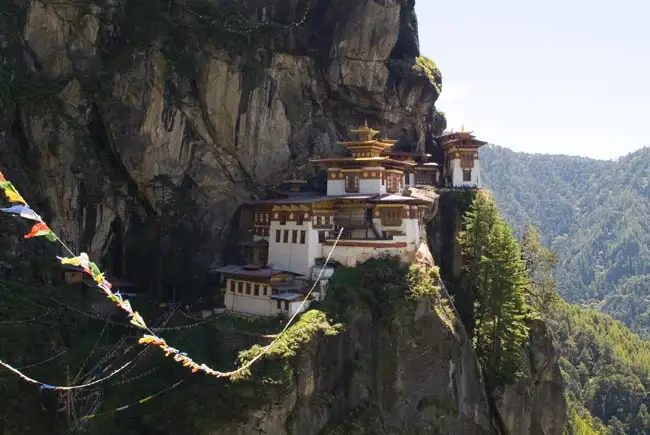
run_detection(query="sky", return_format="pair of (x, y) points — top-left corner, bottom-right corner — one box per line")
(415, 0), (650, 159)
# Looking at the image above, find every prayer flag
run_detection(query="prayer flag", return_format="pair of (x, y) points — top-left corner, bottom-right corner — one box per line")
(0, 181), (26, 204)
(0, 204), (41, 221)
(24, 222), (57, 242)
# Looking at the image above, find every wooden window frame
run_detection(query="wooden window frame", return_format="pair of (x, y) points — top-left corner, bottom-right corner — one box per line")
(381, 208), (403, 227)
(345, 174), (359, 193)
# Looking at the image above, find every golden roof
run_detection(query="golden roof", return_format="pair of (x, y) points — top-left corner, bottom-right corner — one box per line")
(349, 120), (380, 142)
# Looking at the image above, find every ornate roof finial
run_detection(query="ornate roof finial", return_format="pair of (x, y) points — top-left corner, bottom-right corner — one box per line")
(350, 120), (379, 142)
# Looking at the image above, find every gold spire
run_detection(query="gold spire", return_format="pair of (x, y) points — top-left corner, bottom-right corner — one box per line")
(350, 120), (380, 142)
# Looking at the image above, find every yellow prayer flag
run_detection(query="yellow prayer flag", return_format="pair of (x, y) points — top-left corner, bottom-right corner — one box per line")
(4, 187), (26, 204)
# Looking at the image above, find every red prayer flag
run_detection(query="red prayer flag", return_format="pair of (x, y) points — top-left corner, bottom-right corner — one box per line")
(24, 222), (57, 242)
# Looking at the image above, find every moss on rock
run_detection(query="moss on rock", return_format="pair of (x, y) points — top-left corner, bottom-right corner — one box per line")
(416, 56), (442, 94)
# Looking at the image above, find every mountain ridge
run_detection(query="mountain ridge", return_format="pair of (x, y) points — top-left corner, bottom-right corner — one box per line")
(480, 144), (650, 335)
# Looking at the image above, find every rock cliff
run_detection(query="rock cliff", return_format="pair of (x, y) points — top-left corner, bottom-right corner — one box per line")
(0, 1), (566, 434)
(0, 0), (444, 270)
(194, 259), (497, 435)
(428, 190), (567, 435)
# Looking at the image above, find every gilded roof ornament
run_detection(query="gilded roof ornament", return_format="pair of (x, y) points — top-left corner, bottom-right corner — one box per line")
(350, 120), (380, 142)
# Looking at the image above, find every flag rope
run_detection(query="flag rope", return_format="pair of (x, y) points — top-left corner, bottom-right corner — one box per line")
(0, 169), (343, 383)
(79, 379), (186, 420)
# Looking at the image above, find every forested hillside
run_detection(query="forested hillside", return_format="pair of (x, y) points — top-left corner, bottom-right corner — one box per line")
(480, 145), (650, 338)
(491, 201), (650, 434)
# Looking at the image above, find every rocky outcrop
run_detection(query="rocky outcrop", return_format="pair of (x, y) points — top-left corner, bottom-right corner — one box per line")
(208, 290), (496, 435)
(0, 0), (443, 269)
(494, 320), (567, 435)
(0, 2), (567, 434)
(428, 190), (567, 435)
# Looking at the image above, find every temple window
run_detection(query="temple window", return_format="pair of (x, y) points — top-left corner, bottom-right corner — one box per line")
(279, 213), (287, 225)
(283, 230), (289, 243)
(254, 284), (260, 296)
(275, 230), (281, 243)
(381, 208), (402, 226)
(463, 170), (471, 182)
(292, 230), (298, 243)
(345, 174), (359, 192)
(300, 231), (306, 244)
(296, 214), (303, 225)
(386, 174), (398, 193)
(246, 283), (251, 294)
(238, 282), (243, 293)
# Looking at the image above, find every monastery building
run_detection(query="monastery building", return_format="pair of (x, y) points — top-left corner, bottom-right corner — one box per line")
(214, 124), (486, 318)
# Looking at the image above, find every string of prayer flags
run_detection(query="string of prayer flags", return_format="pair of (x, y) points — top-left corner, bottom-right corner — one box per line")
(79, 379), (185, 420)
(0, 204), (42, 221)
(24, 222), (57, 242)
(58, 254), (109, 288)
(0, 165), (346, 383)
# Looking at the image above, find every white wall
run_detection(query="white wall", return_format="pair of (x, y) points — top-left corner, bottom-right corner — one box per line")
(225, 291), (312, 318)
(450, 159), (481, 188)
(311, 265), (336, 300)
(326, 244), (415, 267)
(328, 167), (387, 196)
(268, 221), (320, 276)
(225, 291), (276, 317)
(288, 300), (310, 317)
(327, 179), (346, 196)
(359, 167), (386, 195)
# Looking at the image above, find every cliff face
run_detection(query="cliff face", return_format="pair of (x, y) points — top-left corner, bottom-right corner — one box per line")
(0, 0), (444, 268)
(494, 319), (567, 435)
(427, 190), (567, 435)
(204, 261), (496, 435)
(0, 2), (567, 434)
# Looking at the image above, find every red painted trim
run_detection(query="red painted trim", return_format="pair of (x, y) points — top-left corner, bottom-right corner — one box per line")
(323, 240), (408, 248)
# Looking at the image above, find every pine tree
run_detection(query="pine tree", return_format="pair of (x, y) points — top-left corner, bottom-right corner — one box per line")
(457, 190), (500, 338)
(458, 190), (534, 388)
(521, 224), (560, 313)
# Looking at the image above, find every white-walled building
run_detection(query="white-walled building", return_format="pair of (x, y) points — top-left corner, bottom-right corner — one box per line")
(438, 130), (487, 188)
(215, 265), (310, 318)
(214, 123), (470, 318)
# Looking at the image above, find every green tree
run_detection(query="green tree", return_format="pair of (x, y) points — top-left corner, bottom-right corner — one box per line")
(627, 403), (650, 435)
(458, 190), (535, 388)
(456, 189), (500, 338)
(521, 224), (560, 313)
